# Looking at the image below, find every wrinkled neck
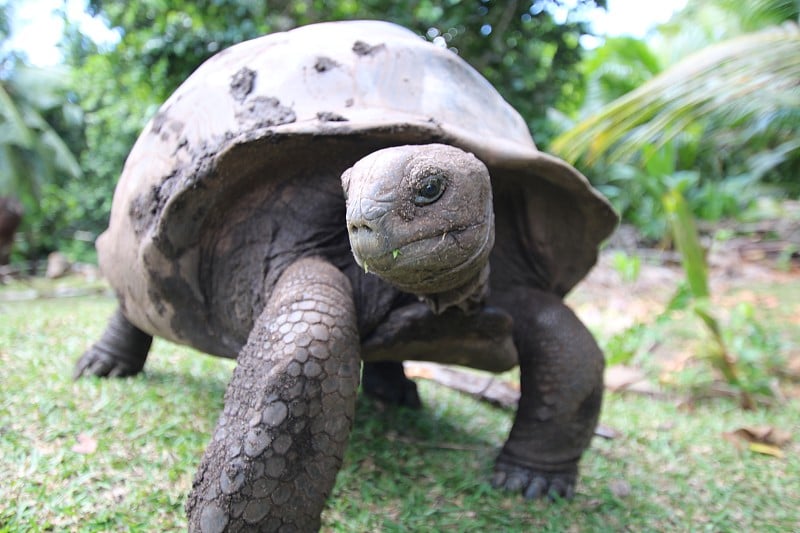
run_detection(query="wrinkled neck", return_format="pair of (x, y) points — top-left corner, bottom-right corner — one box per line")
(421, 262), (491, 315)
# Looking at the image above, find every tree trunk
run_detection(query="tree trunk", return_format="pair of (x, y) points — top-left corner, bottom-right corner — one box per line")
(0, 197), (23, 265)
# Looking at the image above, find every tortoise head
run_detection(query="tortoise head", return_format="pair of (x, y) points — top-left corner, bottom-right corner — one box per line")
(342, 143), (494, 313)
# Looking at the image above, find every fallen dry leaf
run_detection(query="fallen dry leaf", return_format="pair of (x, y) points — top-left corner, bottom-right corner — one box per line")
(748, 442), (784, 458)
(723, 425), (792, 457)
(605, 365), (660, 395)
(594, 424), (621, 440)
(788, 352), (800, 375)
(71, 433), (98, 454)
(732, 426), (792, 447)
(790, 306), (800, 326)
(605, 365), (646, 391)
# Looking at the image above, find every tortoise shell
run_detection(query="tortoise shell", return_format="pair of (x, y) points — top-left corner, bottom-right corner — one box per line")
(98, 20), (617, 355)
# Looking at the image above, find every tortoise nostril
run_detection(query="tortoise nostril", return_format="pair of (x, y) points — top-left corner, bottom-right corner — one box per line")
(349, 222), (374, 234)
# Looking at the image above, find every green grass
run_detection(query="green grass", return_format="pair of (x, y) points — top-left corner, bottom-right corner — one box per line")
(1, 292), (799, 532)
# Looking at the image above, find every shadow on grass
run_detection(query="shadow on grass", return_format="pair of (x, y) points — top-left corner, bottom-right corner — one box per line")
(75, 358), (661, 531)
(140, 363), (498, 461)
(142, 367), (230, 403)
(138, 363), (511, 529)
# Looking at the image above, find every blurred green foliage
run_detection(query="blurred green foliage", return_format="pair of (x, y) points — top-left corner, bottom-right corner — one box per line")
(664, 186), (783, 408)
(553, 0), (800, 240)
(0, 58), (85, 259)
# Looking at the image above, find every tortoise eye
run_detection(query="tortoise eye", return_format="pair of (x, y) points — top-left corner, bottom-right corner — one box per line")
(414, 174), (446, 206)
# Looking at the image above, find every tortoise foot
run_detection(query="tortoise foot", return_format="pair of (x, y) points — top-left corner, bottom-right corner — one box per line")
(491, 458), (577, 501)
(74, 308), (152, 379)
(362, 361), (422, 409)
(74, 345), (145, 378)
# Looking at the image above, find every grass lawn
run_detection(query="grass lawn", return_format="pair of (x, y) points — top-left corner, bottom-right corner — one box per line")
(1, 283), (798, 531)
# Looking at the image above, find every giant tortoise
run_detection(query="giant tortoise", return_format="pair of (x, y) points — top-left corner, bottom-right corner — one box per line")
(75, 20), (618, 532)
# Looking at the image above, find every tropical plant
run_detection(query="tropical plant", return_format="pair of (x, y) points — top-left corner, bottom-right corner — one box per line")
(577, 35), (662, 117)
(601, 169), (784, 408)
(551, 0), (800, 235)
(553, 0), (796, 408)
(551, 22), (800, 168)
(0, 0), (86, 260)
(663, 186), (786, 408)
(0, 65), (83, 205)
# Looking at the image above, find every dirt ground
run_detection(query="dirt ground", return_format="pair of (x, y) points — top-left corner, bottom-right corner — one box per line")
(567, 214), (800, 400)
(573, 233), (800, 334)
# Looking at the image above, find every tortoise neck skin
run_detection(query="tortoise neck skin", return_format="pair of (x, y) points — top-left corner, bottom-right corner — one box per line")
(342, 143), (495, 314)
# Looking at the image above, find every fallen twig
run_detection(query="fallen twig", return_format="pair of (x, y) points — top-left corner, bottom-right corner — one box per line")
(404, 362), (519, 409)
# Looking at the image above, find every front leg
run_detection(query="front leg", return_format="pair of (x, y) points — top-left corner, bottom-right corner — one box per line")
(490, 288), (604, 500)
(186, 257), (360, 531)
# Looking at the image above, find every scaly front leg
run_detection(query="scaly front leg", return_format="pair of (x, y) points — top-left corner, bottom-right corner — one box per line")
(186, 257), (360, 531)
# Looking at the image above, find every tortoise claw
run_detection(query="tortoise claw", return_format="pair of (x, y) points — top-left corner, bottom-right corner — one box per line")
(492, 461), (576, 501)
(73, 345), (144, 379)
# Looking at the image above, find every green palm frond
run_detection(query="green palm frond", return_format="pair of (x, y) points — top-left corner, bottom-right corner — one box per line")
(0, 65), (83, 203)
(0, 81), (34, 148)
(551, 22), (800, 165)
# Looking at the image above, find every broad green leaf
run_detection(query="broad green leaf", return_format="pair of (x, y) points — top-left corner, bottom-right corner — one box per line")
(0, 83), (34, 149)
(551, 23), (800, 165)
(663, 188), (709, 299)
(40, 129), (82, 180)
(7, 66), (71, 111)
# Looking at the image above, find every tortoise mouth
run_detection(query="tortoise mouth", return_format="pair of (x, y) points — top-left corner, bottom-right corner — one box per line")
(348, 220), (494, 295)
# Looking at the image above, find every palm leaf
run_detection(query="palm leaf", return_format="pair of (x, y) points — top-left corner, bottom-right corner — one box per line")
(0, 65), (83, 201)
(0, 82), (34, 149)
(551, 22), (800, 165)
(44, 129), (83, 180)
(0, 143), (37, 201)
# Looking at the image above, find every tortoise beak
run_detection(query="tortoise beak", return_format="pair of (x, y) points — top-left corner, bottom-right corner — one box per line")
(346, 198), (393, 267)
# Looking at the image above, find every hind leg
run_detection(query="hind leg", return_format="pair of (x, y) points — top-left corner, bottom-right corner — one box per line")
(362, 361), (421, 408)
(74, 308), (152, 378)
